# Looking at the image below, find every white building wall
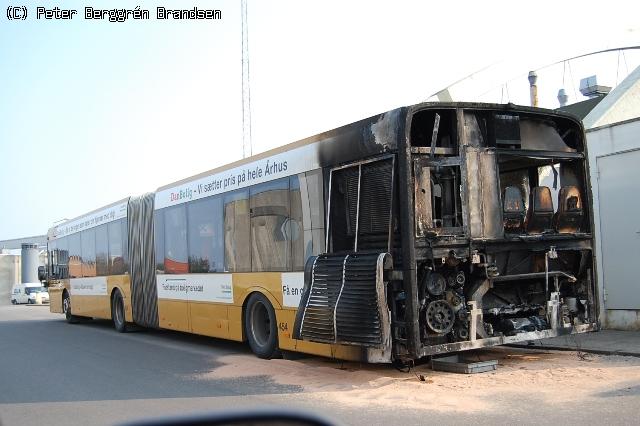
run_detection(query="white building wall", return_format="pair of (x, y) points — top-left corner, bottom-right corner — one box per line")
(583, 65), (640, 331)
(0, 254), (21, 305)
(587, 118), (640, 330)
(583, 66), (640, 129)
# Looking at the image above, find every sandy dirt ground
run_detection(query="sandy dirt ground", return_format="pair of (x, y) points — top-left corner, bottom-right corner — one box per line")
(200, 347), (640, 414)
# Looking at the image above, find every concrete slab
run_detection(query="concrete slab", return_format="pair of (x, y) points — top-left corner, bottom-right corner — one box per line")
(511, 330), (640, 357)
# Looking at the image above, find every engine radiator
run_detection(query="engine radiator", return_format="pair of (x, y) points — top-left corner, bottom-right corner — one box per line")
(293, 252), (391, 348)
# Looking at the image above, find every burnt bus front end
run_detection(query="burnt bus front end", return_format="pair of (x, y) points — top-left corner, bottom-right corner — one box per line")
(403, 104), (597, 360)
(294, 102), (597, 363)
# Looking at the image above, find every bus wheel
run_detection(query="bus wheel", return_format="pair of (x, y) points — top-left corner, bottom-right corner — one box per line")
(111, 290), (128, 333)
(63, 292), (79, 324)
(244, 293), (280, 359)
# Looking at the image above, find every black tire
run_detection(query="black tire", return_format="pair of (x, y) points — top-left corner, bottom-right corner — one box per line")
(11, 299), (16, 305)
(111, 290), (128, 333)
(63, 291), (79, 324)
(244, 293), (280, 359)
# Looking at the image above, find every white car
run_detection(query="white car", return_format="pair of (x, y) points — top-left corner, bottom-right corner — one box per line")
(10, 283), (49, 305)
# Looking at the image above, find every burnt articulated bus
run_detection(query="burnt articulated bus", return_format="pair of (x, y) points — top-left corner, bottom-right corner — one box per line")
(46, 102), (597, 363)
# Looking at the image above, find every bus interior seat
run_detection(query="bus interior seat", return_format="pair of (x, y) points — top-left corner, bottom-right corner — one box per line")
(525, 186), (554, 233)
(503, 186), (526, 233)
(554, 185), (583, 233)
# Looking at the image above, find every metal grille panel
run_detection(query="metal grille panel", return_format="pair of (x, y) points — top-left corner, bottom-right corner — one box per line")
(295, 252), (389, 347)
(358, 160), (393, 250)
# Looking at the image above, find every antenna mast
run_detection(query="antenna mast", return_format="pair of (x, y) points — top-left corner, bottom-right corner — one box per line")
(241, 0), (253, 158)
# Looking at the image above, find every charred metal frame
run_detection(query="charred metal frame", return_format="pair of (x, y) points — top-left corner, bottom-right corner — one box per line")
(398, 124), (422, 359)
(399, 103), (599, 360)
(296, 102), (599, 363)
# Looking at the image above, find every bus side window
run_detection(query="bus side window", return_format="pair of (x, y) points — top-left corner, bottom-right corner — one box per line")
(304, 169), (325, 259)
(187, 196), (224, 273)
(163, 205), (188, 274)
(96, 225), (109, 276)
(223, 189), (250, 272)
(154, 210), (165, 273)
(68, 233), (81, 278)
(250, 178), (290, 272)
(108, 219), (128, 275)
(56, 237), (69, 279)
(289, 175), (304, 271)
(81, 228), (96, 277)
(48, 240), (57, 278)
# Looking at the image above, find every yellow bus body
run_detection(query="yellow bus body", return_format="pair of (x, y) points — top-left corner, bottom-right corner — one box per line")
(50, 272), (362, 361)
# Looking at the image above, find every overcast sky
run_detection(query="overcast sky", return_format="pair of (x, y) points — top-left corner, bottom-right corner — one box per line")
(0, 0), (639, 240)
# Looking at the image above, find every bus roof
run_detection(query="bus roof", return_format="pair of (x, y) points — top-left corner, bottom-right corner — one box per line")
(47, 197), (130, 241)
(46, 101), (584, 235)
(155, 101), (583, 193)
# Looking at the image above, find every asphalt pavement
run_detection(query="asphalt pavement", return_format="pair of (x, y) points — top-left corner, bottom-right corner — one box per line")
(1, 304), (639, 426)
(0, 303), (303, 400)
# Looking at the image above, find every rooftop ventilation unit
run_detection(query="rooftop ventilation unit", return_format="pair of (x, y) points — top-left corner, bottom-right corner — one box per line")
(579, 75), (611, 98)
